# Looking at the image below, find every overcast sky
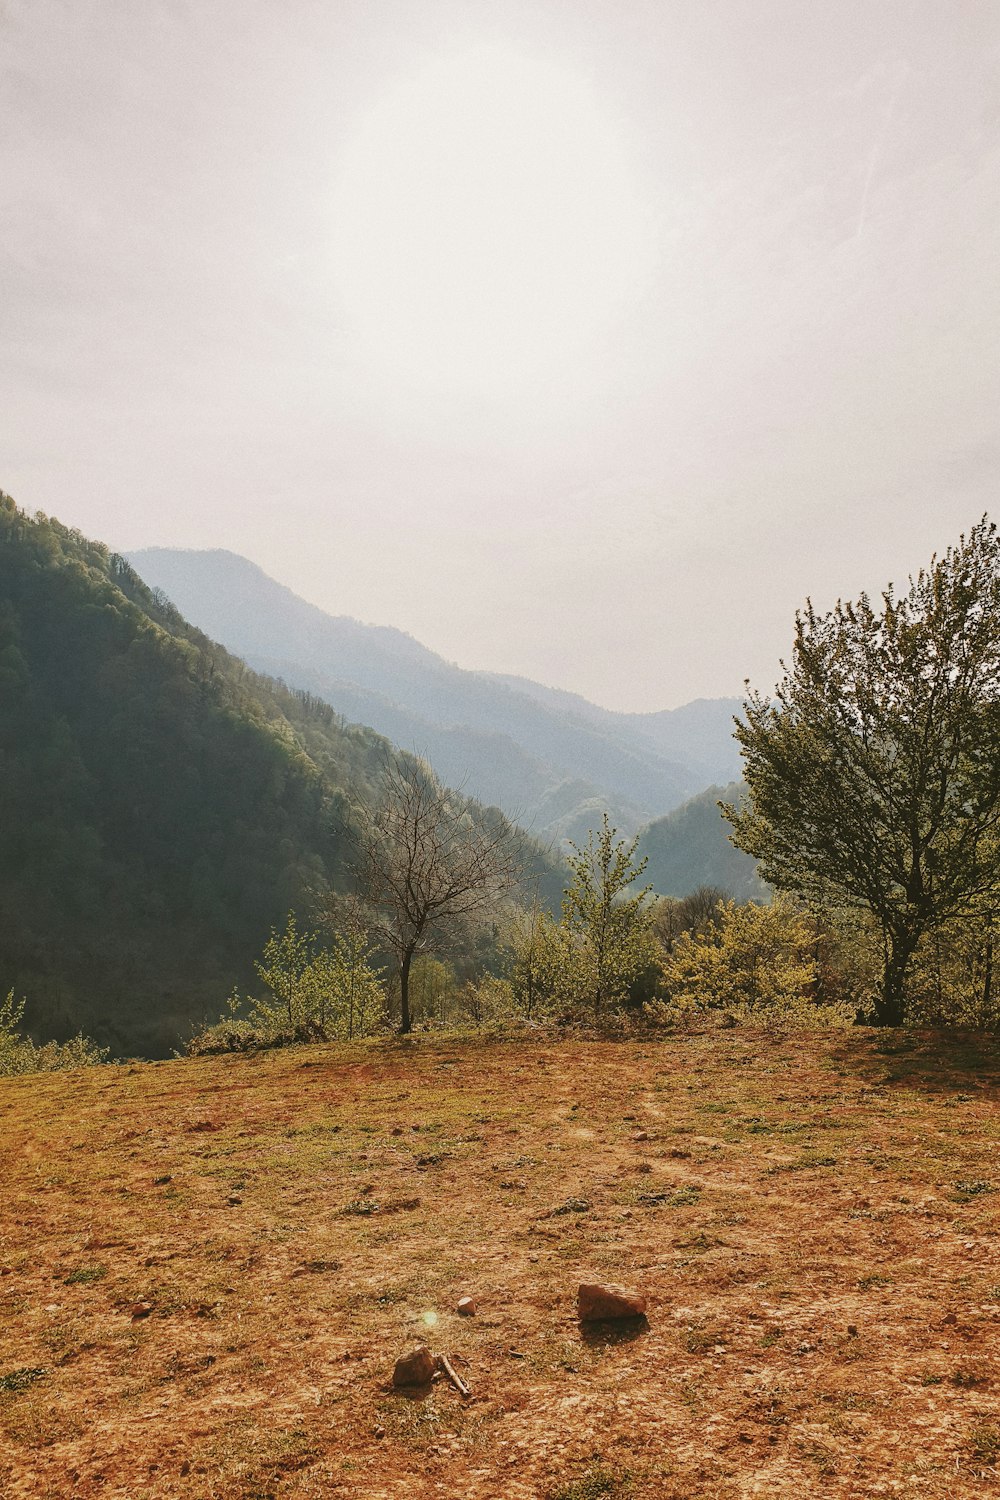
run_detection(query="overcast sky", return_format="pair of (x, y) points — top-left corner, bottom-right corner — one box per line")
(4, 0), (1000, 710)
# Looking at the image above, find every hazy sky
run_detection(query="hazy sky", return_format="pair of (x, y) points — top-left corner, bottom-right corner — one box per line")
(4, 1), (1000, 710)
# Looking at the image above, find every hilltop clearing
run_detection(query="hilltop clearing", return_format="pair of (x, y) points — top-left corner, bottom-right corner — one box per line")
(2, 1030), (1000, 1497)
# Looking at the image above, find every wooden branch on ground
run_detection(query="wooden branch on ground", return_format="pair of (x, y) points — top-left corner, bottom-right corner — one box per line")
(436, 1352), (471, 1398)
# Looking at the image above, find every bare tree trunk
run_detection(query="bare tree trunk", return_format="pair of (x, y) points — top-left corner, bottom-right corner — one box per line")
(399, 948), (414, 1035)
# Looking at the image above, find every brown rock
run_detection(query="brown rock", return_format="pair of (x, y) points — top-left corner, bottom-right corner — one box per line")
(457, 1296), (476, 1317)
(129, 1302), (153, 1321)
(392, 1344), (437, 1387)
(577, 1282), (647, 1322)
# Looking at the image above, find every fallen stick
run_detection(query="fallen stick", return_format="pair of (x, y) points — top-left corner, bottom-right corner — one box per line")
(436, 1352), (471, 1398)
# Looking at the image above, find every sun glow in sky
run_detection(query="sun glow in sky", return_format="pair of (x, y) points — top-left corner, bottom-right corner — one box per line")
(5, 3), (1000, 709)
(331, 45), (653, 395)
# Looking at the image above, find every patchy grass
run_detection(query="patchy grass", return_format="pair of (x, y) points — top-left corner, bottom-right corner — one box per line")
(2, 1027), (1000, 1497)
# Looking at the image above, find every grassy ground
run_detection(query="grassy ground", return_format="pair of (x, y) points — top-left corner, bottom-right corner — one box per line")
(2, 1025), (1000, 1498)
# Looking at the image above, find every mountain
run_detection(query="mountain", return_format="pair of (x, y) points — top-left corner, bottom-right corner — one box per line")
(0, 499), (557, 1056)
(638, 782), (765, 901)
(128, 548), (744, 841)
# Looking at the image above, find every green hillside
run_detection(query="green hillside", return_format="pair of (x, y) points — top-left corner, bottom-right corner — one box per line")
(0, 499), (418, 1054)
(638, 781), (765, 900)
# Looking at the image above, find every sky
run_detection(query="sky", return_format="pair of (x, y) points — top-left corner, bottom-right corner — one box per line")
(3, 0), (1000, 711)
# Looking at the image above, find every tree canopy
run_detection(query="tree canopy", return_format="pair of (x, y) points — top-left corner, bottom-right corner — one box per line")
(725, 517), (1000, 1023)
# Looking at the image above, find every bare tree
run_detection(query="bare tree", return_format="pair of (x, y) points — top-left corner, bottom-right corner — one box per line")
(351, 756), (521, 1033)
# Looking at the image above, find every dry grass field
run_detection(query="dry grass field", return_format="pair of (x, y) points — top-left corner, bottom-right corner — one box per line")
(3, 1026), (1000, 1499)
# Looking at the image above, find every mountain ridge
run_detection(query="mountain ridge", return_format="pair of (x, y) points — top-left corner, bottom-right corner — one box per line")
(129, 547), (744, 841)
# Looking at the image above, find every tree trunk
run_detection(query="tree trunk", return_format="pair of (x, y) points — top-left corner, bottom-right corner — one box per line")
(875, 934), (914, 1026)
(399, 948), (413, 1035)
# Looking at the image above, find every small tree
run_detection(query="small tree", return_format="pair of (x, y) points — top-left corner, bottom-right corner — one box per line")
(726, 518), (1000, 1024)
(351, 756), (521, 1033)
(255, 912), (313, 1027)
(309, 926), (386, 1039)
(658, 896), (827, 1021)
(562, 813), (656, 1017)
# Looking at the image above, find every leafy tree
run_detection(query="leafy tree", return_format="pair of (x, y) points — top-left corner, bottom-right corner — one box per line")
(351, 756), (521, 1033)
(321, 924), (386, 1039)
(657, 896), (832, 1022)
(504, 900), (561, 1019)
(561, 813), (656, 1016)
(726, 519), (1000, 1024)
(255, 913), (314, 1026)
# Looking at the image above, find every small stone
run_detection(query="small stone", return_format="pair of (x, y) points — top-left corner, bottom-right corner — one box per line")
(392, 1344), (437, 1388)
(942, 1311), (958, 1326)
(632, 1130), (649, 1142)
(130, 1302), (153, 1321)
(577, 1282), (647, 1323)
(847, 1324), (859, 1337)
(457, 1296), (476, 1317)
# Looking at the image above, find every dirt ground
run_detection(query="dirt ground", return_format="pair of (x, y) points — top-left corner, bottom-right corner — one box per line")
(2, 1026), (1000, 1499)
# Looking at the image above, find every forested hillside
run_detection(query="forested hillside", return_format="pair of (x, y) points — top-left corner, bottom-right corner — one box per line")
(129, 548), (742, 840)
(638, 781), (764, 900)
(0, 499), (559, 1055)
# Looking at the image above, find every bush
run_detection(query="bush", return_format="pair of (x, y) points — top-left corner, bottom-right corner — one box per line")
(0, 989), (109, 1076)
(185, 911), (389, 1055)
(654, 896), (855, 1028)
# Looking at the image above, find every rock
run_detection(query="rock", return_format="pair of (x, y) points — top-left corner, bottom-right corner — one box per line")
(457, 1296), (476, 1317)
(129, 1302), (153, 1321)
(392, 1344), (437, 1388)
(577, 1282), (647, 1323)
(632, 1130), (649, 1142)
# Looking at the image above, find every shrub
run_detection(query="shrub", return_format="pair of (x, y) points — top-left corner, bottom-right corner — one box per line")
(0, 990), (109, 1076)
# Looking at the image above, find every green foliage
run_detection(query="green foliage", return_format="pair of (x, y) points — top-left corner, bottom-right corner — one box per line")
(188, 913), (387, 1053)
(727, 518), (1000, 1024)
(503, 902), (571, 1019)
(655, 897), (854, 1027)
(503, 817), (659, 1021)
(0, 989), (109, 1076)
(254, 912), (314, 1026)
(452, 973), (521, 1028)
(561, 814), (657, 1017)
(904, 915), (1000, 1028)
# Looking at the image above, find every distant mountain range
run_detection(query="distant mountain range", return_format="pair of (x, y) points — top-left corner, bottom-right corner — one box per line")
(129, 548), (744, 844)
